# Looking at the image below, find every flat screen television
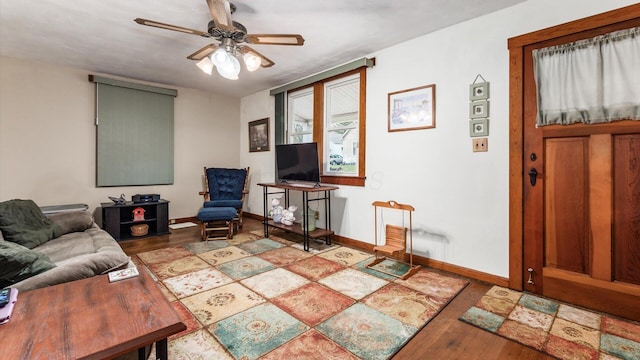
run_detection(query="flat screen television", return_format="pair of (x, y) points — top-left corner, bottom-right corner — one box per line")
(275, 142), (321, 185)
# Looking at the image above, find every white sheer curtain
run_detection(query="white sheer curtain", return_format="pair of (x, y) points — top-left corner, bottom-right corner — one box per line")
(533, 27), (640, 126)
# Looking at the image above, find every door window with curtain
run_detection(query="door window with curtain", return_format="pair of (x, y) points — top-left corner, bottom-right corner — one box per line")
(532, 27), (640, 126)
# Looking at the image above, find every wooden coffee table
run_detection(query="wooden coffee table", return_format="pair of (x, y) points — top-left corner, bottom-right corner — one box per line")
(1, 269), (185, 360)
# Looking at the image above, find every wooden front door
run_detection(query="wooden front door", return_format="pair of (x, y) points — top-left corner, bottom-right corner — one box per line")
(520, 20), (640, 321)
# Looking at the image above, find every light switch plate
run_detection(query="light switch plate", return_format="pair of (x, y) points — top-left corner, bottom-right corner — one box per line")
(473, 138), (488, 152)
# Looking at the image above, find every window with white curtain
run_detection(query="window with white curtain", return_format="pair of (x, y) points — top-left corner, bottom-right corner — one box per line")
(532, 27), (640, 126)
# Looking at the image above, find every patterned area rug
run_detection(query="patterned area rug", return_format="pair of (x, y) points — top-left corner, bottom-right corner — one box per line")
(460, 286), (640, 360)
(132, 231), (469, 360)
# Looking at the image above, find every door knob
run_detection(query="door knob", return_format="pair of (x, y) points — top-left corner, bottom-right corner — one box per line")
(528, 168), (538, 186)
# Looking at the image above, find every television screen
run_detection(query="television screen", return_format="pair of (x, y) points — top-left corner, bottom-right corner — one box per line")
(275, 143), (320, 184)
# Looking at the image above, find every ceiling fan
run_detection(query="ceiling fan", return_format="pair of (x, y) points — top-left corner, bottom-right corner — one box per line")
(134, 0), (304, 79)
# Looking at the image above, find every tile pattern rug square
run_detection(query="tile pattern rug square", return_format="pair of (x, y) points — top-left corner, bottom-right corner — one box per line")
(134, 233), (469, 360)
(460, 285), (640, 360)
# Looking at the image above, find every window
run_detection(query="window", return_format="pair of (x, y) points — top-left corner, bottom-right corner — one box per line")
(284, 67), (367, 186)
(90, 75), (176, 186)
(532, 27), (640, 126)
(287, 87), (314, 144)
(324, 74), (359, 176)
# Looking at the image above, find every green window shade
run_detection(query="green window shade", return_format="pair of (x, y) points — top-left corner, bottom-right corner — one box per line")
(94, 78), (175, 186)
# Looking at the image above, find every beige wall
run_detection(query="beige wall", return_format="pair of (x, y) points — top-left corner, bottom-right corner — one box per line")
(0, 56), (241, 222)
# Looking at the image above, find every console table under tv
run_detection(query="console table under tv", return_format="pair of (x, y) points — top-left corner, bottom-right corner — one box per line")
(258, 183), (338, 251)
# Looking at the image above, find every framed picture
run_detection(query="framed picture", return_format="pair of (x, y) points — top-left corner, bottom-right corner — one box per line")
(469, 82), (489, 100)
(388, 84), (436, 132)
(470, 118), (489, 137)
(248, 118), (269, 152)
(469, 100), (489, 118)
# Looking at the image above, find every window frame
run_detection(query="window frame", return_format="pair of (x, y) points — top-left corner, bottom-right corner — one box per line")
(286, 67), (367, 186)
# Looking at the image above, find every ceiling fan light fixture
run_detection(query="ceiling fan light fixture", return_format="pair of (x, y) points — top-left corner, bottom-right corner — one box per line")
(243, 52), (261, 72)
(216, 54), (241, 80)
(211, 48), (231, 66)
(196, 57), (214, 75)
(135, 0), (306, 81)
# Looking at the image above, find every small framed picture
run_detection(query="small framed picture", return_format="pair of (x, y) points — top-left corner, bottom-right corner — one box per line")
(469, 82), (489, 100)
(248, 118), (269, 152)
(470, 118), (489, 137)
(469, 100), (489, 118)
(388, 84), (436, 132)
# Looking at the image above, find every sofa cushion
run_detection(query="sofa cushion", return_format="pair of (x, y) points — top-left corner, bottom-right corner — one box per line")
(35, 231), (100, 262)
(0, 240), (57, 288)
(0, 199), (61, 249)
(15, 227), (130, 291)
(47, 211), (94, 235)
(36, 227), (130, 271)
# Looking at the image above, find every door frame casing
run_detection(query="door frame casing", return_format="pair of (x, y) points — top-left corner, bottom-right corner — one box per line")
(507, 4), (640, 291)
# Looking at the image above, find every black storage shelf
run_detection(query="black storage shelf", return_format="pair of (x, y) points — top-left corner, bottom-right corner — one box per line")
(101, 200), (169, 241)
(120, 218), (158, 225)
(265, 220), (334, 239)
(258, 183), (337, 251)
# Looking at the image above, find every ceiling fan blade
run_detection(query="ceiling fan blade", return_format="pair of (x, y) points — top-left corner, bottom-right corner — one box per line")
(246, 34), (304, 46)
(206, 0), (234, 32)
(240, 46), (275, 68)
(187, 44), (218, 60)
(134, 18), (209, 37)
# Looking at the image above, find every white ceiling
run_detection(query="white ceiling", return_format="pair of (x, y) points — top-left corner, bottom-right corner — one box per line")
(0, 0), (524, 98)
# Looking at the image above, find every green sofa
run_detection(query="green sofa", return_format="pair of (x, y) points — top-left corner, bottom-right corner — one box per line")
(0, 200), (131, 291)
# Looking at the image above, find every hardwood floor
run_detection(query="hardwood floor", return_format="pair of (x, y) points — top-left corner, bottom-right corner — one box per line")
(119, 218), (552, 360)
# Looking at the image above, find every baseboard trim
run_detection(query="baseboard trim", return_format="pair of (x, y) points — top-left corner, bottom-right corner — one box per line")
(171, 216), (199, 224)
(332, 234), (374, 252)
(245, 212), (509, 287)
(416, 256), (509, 287)
(333, 234), (508, 286)
(244, 212), (263, 221)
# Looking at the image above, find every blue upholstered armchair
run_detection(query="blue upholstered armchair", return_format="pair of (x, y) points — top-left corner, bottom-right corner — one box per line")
(199, 167), (249, 227)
